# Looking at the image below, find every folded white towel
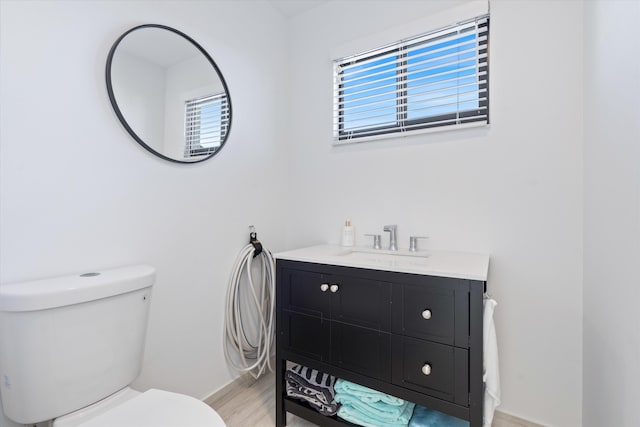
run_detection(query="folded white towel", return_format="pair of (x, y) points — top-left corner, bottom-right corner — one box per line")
(483, 297), (501, 427)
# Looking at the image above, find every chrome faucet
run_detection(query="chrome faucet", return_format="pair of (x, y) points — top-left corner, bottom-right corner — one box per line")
(383, 224), (398, 251)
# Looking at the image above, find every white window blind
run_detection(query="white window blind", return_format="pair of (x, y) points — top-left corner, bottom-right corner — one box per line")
(184, 92), (229, 158)
(333, 15), (489, 143)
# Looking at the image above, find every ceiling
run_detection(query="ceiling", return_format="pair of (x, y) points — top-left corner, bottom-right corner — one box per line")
(268, 0), (330, 18)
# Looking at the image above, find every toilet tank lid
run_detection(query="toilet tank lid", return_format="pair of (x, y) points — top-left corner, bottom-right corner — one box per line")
(0, 265), (155, 312)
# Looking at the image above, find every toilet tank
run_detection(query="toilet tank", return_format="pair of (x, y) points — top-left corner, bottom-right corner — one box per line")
(0, 265), (155, 424)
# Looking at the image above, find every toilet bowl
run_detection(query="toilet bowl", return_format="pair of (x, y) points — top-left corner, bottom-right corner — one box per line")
(53, 387), (225, 427)
(0, 265), (226, 426)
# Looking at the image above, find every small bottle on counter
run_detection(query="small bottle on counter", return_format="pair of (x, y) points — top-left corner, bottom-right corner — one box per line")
(341, 219), (355, 247)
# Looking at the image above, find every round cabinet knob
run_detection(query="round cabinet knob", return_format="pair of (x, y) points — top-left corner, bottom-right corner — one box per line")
(422, 309), (432, 320)
(320, 283), (329, 292)
(330, 284), (339, 293)
(421, 364), (432, 376)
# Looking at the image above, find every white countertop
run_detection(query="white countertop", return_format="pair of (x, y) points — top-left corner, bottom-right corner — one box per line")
(275, 244), (489, 281)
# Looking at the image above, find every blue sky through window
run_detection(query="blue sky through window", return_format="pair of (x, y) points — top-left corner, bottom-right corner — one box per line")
(185, 93), (228, 157)
(197, 99), (225, 149)
(335, 17), (488, 140)
(407, 32), (478, 120)
(340, 54), (398, 132)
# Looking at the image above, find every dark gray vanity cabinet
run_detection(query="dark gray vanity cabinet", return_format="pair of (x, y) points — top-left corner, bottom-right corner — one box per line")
(276, 259), (485, 427)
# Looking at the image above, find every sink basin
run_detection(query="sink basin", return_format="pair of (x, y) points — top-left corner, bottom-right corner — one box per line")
(336, 248), (430, 268)
(338, 247), (429, 258)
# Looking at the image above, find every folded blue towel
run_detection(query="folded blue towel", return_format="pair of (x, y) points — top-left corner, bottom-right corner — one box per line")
(335, 393), (410, 421)
(338, 401), (415, 427)
(334, 379), (405, 406)
(409, 405), (469, 427)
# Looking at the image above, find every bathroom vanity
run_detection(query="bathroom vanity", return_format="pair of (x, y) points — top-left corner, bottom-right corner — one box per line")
(275, 245), (489, 427)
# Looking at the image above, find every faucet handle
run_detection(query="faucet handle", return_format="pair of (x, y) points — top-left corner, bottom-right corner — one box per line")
(364, 234), (382, 250)
(409, 236), (428, 252)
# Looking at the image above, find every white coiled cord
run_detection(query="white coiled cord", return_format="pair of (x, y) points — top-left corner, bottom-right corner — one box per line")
(223, 243), (276, 379)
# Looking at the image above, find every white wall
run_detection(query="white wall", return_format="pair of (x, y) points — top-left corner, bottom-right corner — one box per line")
(285, 1), (583, 425)
(583, 1), (640, 426)
(0, 0), (288, 424)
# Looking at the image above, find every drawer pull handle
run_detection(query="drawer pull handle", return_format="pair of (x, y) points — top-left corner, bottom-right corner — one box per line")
(330, 284), (339, 293)
(421, 364), (432, 376)
(422, 309), (432, 320)
(320, 284), (329, 292)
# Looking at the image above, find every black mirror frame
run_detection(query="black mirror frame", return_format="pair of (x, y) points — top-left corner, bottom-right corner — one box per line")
(105, 24), (233, 164)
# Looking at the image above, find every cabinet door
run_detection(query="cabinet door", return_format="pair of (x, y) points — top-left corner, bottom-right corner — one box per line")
(331, 322), (391, 382)
(280, 268), (331, 318)
(330, 274), (391, 331)
(391, 335), (468, 406)
(280, 311), (330, 362)
(392, 277), (469, 347)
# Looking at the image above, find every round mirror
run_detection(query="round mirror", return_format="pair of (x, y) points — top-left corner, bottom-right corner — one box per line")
(106, 24), (232, 163)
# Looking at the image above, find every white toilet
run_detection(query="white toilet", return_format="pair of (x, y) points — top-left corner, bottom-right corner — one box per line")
(0, 265), (226, 426)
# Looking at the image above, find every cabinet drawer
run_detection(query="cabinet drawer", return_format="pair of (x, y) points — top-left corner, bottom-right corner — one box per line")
(280, 311), (330, 362)
(392, 336), (468, 406)
(331, 322), (391, 382)
(392, 278), (469, 347)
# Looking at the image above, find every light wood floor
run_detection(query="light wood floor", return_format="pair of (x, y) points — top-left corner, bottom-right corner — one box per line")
(206, 372), (543, 427)
(206, 371), (314, 427)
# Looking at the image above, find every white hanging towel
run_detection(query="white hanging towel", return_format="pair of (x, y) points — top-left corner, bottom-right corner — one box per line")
(483, 297), (501, 427)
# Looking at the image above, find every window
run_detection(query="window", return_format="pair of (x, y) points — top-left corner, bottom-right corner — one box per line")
(184, 92), (229, 158)
(333, 15), (489, 143)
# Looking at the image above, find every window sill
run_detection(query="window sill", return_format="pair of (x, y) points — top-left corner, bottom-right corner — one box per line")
(332, 121), (489, 146)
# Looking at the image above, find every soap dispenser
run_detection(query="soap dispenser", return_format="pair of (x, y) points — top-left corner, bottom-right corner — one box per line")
(341, 219), (355, 247)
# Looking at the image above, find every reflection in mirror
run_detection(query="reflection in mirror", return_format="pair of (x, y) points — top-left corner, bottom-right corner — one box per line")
(106, 24), (232, 163)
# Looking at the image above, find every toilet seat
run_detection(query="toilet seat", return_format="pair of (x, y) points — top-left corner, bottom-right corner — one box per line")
(53, 388), (226, 427)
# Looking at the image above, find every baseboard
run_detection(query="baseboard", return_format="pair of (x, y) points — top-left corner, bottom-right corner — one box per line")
(493, 410), (546, 427)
